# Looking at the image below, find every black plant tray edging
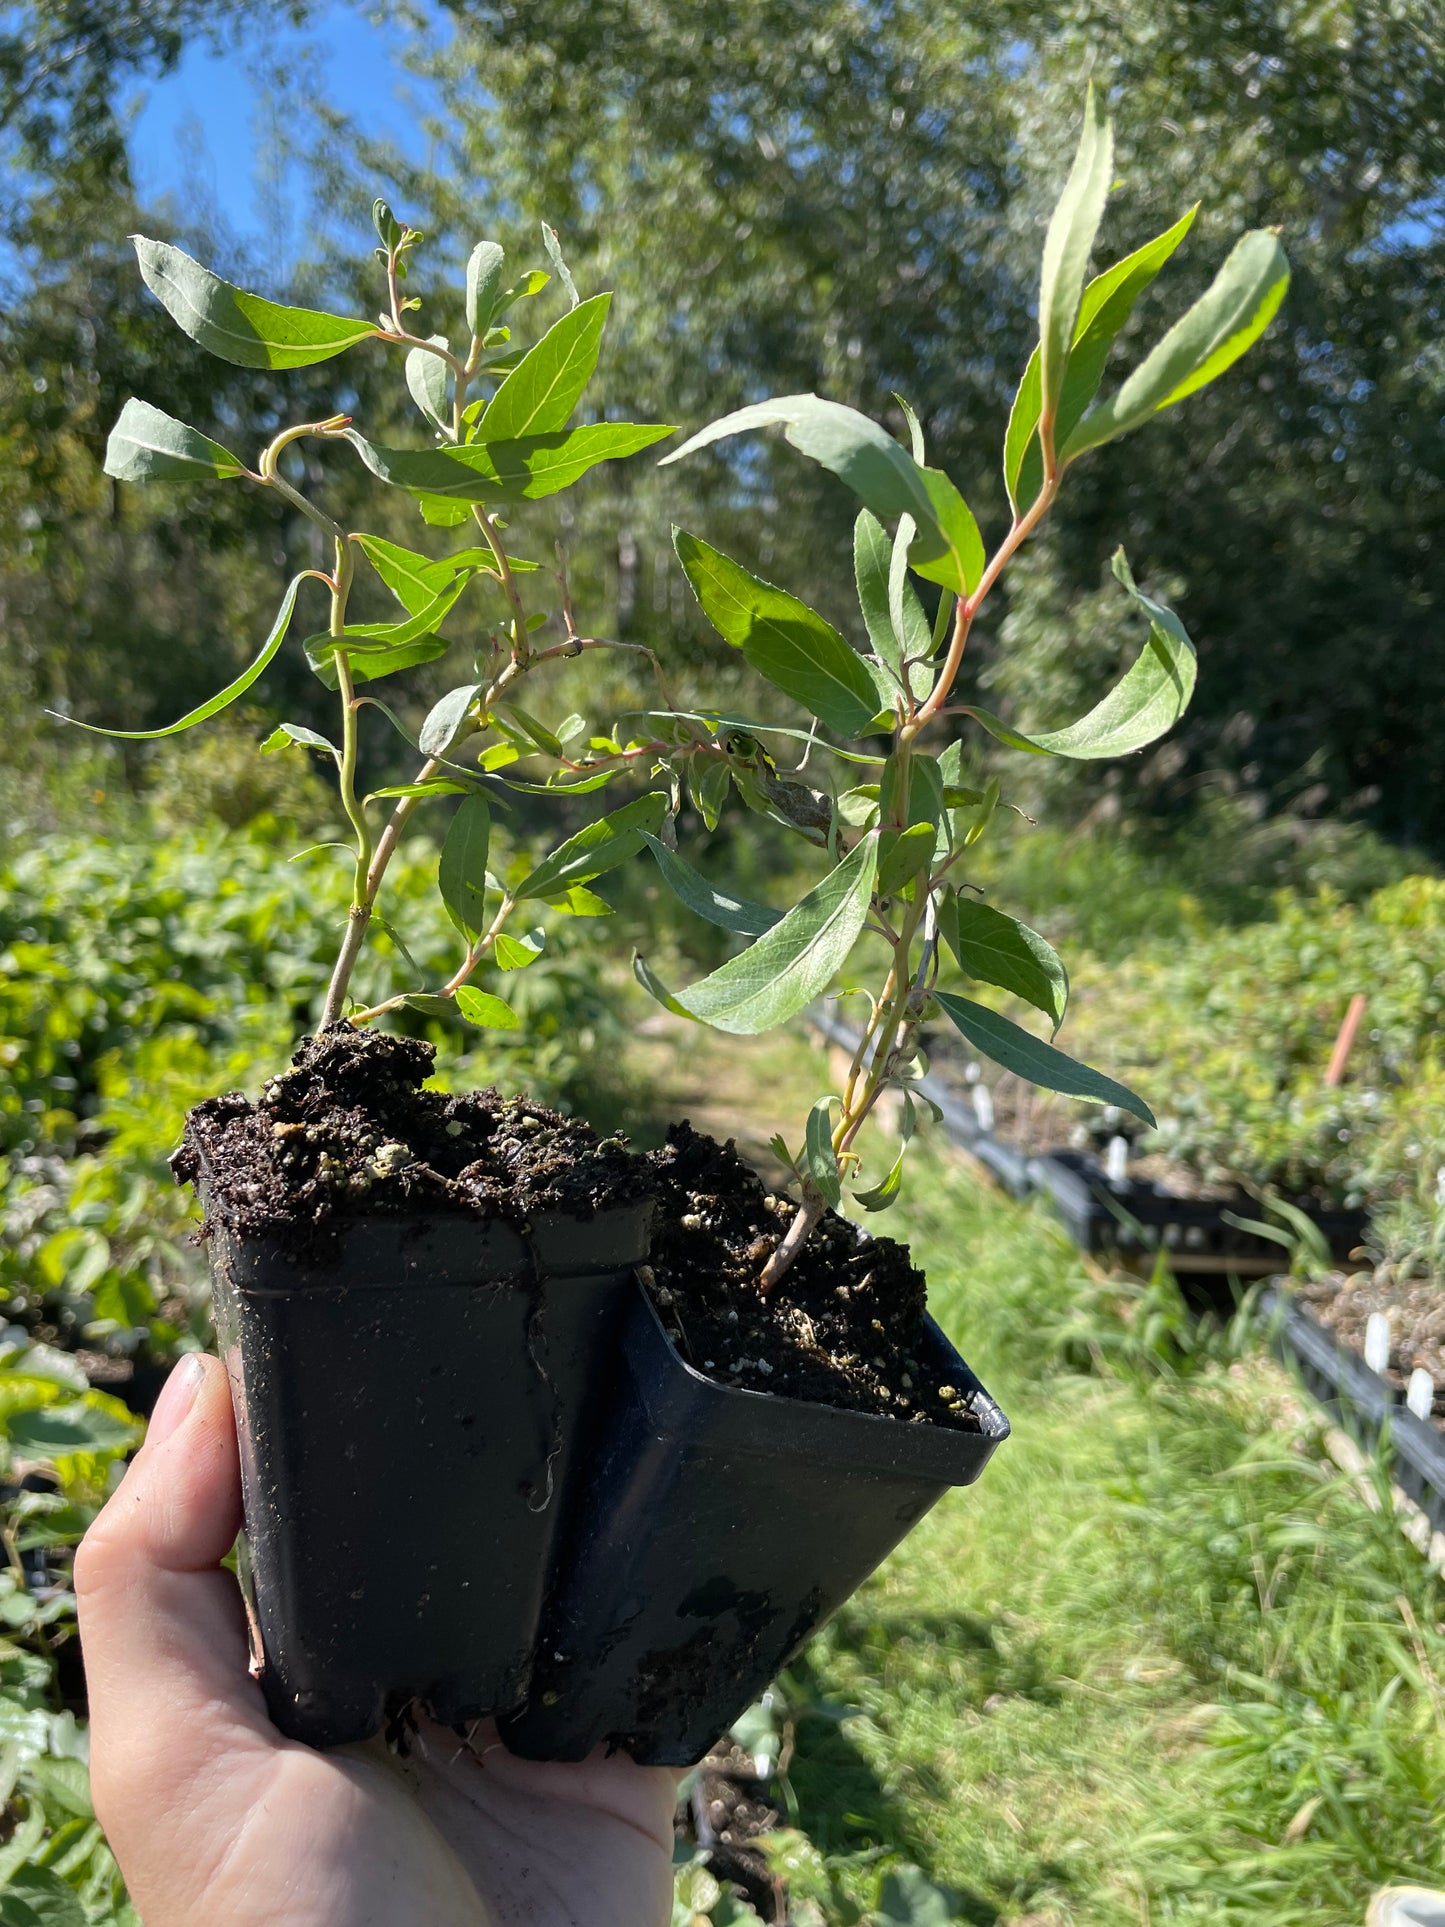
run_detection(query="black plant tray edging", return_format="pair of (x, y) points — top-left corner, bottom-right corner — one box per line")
(207, 1193), (653, 1750)
(499, 1279), (1009, 1768)
(1028, 1151), (1369, 1280)
(1260, 1284), (1445, 1539)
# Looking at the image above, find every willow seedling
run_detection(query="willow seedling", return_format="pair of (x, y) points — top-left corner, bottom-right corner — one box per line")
(634, 89), (1289, 1288)
(58, 205), (677, 1034)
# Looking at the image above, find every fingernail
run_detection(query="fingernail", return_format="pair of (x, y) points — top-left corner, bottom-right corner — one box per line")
(146, 1354), (206, 1448)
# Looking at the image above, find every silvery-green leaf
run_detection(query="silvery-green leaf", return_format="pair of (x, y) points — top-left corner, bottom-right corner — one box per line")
(644, 835), (878, 1036)
(133, 236), (376, 368)
(49, 575), (303, 739)
(960, 550), (1194, 760)
(465, 240), (506, 334)
(1063, 229), (1290, 459)
(805, 1097), (841, 1207)
(419, 684), (480, 758)
(674, 529), (881, 738)
(438, 795), (492, 940)
(1037, 84), (1114, 424)
(406, 339), (451, 431)
(936, 991), (1153, 1124)
(104, 398), (245, 483)
(541, 222), (580, 307)
(662, 394), (984, 595)
(640, 834), (781, 936)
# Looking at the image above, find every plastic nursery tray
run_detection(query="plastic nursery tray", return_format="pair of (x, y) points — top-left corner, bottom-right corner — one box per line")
(1028, 1150), (1369, 1280)
(1259, 1284), (1445, 1538)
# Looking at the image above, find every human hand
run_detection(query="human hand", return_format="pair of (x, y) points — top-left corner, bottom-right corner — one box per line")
(76, 1352), (680, 1927)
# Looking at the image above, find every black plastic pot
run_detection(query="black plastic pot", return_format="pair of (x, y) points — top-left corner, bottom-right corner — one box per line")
(1031, 1150), (1368, 1287)
(500, 1282), (1008, 1767)
(208, 1194), (652, 1750)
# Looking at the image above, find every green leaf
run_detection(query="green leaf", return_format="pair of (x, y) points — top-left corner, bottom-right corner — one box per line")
(454, 987), (520, 1030)
(466, 241), (506, 334)
(438, 795), (492, 941)
(662, 395), (985, 595)
(936, 991), (1154, 1125)
(1006, 204), (1198, 512)
(0, 1864), (88, 1927)
(478, 293), (610, 440)
(260, 721), (338, 759)
(132, 236), (377, 368)
(403, 994), (461, 1020)
(541, 884), (612, 916)
(49, 575), (302, 739)
(305, 631), (449, 689)
(853, 1096), (916, 1213)
(654, 834), (878, 1036)
(689, 756), (732, 831)
(21, 1755), (92, 1820)
(961, 550), (1194, 760)
(305, 577), (467, 688)
(872, 1863), (963, 1927)
(888, 518), (934, 671)
(541, 222), (580, 308)
(346, 422), (674, 502)
(674, 529), (881, 737)
(103, 398), (246, 484)
(493, 928), (545, 969)
(854, 510), (899, 676)
(354, 534), (459, 616)
(876, 823), (935, 894)
(405, 340), (450, 431)
(942, 898), (1069, 1029)
(1062, 229), (1290, 459)
(805, 1097), (842, 1208)
(7, 1402), (136, 1455)
(632, 950), (694, 1020)
(514, 792), (668, 899)
(493, 267), (550, 318)
(640, 833), (781, 936)
(1037, 84), (1114, 425)
(419, 684), (480, 758)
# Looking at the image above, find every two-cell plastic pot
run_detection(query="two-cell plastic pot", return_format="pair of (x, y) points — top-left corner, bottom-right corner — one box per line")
(502, 1285), (1010, 1767)
(207, 1195), (651, 1749)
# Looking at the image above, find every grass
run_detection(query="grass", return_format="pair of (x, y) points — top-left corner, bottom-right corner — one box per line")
(624, 1026), (1445, 1927)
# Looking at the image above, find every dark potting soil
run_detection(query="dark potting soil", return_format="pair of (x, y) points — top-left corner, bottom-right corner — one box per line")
(172, 1024), (653, 1249)
(641, 1121), (982, 1432)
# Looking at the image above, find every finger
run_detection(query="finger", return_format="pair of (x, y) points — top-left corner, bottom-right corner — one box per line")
(76, 1353), (281, 1826)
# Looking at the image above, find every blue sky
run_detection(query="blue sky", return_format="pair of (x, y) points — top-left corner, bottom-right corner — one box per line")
(122, 2), (446, 252)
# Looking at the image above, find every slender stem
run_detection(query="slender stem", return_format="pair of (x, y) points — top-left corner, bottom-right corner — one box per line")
(912, 476), (1060, 732)
(350, 895), (517, 1026)
(320, 535), (369, 1029)
(761, 887), (924, 1294)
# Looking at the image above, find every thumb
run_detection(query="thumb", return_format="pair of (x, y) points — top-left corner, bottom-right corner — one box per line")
(76, 1352), (282, 1834)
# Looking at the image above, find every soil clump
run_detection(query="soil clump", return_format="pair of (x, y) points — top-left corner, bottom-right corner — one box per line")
(172, 1024), (652, 1246)
(641, 1121), (981, 1432)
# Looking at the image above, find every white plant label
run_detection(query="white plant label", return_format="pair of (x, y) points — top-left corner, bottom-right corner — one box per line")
(1407, 1368), (1435, 1421)
(1365, 1311), (1392, 1376)
(1105, 1135), (1130, 1185)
